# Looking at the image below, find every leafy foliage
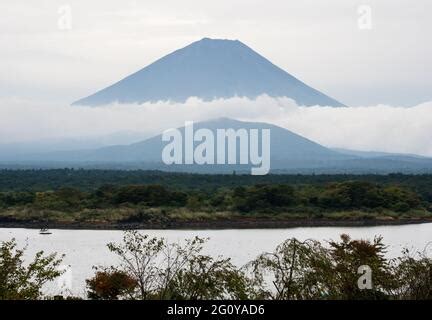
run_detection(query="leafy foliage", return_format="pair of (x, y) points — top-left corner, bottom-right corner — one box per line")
(2, 232), (432, 300)
(88, 231), (251, 300)
(394, 248), (432, 299)
(86, 231), (432, 301)
(0, 239), (64, 299)
(86, 268), (137, 300)
(0, 179), (429, 224)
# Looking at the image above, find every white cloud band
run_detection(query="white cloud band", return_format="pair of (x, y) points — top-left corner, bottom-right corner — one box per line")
(0, 96), (431, 157)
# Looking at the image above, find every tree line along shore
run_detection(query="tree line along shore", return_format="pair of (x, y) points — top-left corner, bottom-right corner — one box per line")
(0, 170), (431, 227)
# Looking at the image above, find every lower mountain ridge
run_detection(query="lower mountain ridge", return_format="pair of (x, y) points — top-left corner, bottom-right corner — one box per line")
(2, 118), (432, 174)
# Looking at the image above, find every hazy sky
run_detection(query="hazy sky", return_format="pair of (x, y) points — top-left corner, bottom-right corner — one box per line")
(1, 0), (431, 106)
(1, 96), (432, 156)
(1, 1), (432, 156)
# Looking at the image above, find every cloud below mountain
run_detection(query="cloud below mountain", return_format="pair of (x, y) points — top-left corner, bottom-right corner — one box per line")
(0, 96), (431, 157)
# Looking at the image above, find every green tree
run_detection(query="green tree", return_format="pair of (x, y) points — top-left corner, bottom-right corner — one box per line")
(168, 255), (252, 300)
(326, 234), (397, 299)
(0, 239), (64, 300)
(95, 231), (252, 300)
(248, 234), (398, 300)
(394, 248), (432, 299)
(247, 238), (332, 299)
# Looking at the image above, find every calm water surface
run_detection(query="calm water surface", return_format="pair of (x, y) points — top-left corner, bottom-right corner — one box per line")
(1, 224), (432, 296)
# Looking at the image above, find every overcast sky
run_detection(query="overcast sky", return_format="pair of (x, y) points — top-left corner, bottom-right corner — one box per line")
(0, 1), (431, 156)
(1, 96), (432, 156)
(1, 0), (431, 106)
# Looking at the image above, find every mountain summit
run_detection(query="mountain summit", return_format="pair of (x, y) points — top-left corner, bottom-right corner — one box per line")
(73, 38), (345, 107)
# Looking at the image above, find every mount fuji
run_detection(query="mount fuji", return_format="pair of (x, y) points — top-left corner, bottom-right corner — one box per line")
(73, 38), (345, 107)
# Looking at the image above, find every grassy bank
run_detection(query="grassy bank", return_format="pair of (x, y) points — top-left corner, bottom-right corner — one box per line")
(1, 206), (431, 229)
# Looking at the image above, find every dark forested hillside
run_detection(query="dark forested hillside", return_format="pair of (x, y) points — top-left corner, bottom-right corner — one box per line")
(1, 169), (432, 202)
(0, 170), (431, 228)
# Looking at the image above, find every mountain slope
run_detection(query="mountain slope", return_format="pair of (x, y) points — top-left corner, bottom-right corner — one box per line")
(21, 118), (351, 166)
(6, 118), (432, 173)
(73, 38), (345, 107)
(332, 148), (429, 160)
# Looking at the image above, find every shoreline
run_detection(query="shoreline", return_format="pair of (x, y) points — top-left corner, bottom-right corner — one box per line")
(1, 217), (432, 230)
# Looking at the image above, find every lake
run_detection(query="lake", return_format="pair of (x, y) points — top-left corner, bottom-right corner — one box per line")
(1, 223), (432, 297)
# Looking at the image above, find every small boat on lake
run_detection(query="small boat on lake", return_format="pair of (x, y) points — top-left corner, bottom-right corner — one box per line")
(39, 228), (52, 235)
